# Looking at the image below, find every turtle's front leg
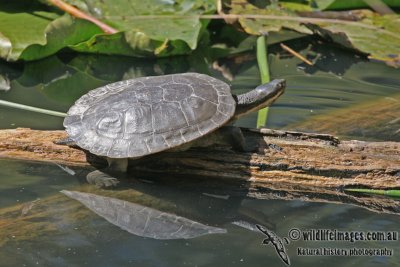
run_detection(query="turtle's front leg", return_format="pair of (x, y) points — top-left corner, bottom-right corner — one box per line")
(218, 126), (256, 152)
(86, 158), (128, 188)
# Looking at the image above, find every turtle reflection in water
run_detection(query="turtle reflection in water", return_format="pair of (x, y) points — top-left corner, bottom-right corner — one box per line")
(61, 190), (226, 239)
(58, 73), (285, 187)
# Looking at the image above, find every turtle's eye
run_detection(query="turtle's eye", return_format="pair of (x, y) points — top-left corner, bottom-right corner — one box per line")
(97, 112), (123, 139)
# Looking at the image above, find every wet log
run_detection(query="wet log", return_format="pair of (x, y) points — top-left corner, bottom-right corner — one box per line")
(0, 128), (399, 214)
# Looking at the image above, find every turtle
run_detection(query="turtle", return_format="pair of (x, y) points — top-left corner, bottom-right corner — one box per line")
(59, 73), (285, 187)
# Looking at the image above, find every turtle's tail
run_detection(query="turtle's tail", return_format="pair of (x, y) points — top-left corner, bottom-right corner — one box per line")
(54, 137), (77, 146)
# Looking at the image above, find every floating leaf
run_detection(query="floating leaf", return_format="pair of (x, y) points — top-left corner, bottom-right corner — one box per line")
(21, 14), (103, 61)
(229, 0), (312, 35)
(229, 0), (400, 67)
(0, 0), (216, 61)
(313, 0), (400, 10)
(0, 1), (102, 61)
(305, 12), (400, 66)
(312, 0), (336, 10)
(66, 0), (216, 56)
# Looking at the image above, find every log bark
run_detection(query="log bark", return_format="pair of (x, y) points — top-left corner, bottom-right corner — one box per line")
(0, 128), (399, 215)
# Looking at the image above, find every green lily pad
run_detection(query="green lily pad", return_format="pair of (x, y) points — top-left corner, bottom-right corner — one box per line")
(312, 0), (400, 10)
(66, 0), (215, 56)
(305, 12), (400, 66)
(0, 1), (57, 61)
(21, 14), (103, 61)
(0, 0), (215, 61)
(0, 1), (102, 61)
(229, 0), (400, 67)
(230, 0), (312, 35)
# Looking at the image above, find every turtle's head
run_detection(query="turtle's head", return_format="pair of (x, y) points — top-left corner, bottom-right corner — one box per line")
(233, 79), (286, 120)
(254, 79), (286, 107)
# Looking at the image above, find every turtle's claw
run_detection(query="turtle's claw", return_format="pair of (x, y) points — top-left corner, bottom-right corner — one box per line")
(87, 170), (120, 188)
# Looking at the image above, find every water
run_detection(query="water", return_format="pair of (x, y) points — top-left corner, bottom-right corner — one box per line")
(1, 159), (399, 266)
(0, 40), (399, 266)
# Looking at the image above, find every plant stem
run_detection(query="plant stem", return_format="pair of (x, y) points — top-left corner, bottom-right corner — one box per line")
(48, 0), (118, 34)
(256, 35), (270, 128)
(280, 43), (313, 65)
(0, 100), (67, 117)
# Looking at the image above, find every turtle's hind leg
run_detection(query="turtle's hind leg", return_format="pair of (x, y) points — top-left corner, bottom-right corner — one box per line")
(86, 158), (128, 188)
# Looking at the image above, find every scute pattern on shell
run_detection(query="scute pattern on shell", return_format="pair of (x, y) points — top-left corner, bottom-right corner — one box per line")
(64, 73), (236, 158)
